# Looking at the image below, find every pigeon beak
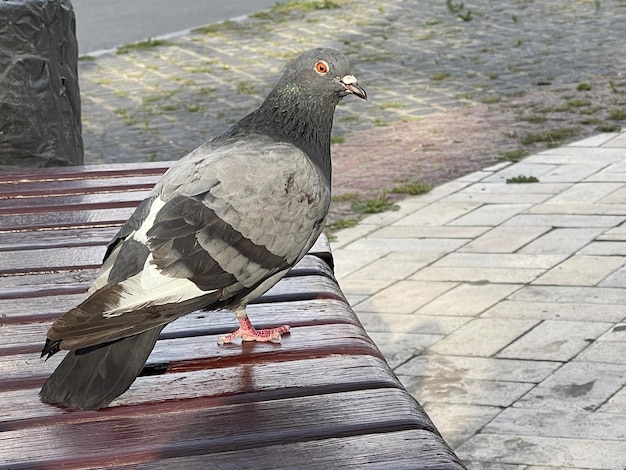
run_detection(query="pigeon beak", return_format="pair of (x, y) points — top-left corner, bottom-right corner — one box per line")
(339, 75), (367, 100)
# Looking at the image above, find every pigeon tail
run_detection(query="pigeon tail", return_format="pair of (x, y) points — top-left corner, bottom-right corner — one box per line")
(40, 326), (164, 410)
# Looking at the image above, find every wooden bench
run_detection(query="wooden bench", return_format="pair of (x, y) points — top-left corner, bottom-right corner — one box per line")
(0, 164), (465, 469)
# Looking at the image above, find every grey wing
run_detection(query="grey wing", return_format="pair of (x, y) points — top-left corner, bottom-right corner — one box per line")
(46, 138), (330, 351)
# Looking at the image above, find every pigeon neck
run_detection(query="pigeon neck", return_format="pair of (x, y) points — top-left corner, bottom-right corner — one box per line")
(227, 87), (337, 184)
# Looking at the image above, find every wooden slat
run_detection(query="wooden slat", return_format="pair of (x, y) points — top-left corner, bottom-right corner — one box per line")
(0, 388), (432, 469)
(0, 165), (465, 470)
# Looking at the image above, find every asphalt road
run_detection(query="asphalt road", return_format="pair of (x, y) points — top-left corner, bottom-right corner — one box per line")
(71, 0), (276, 54)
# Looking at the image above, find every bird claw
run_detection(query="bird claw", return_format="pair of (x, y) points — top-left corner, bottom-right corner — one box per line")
(218, 324), (290, 345)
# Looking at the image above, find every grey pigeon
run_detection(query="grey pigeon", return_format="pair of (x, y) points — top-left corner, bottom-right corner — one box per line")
(39, 48), (366, 410)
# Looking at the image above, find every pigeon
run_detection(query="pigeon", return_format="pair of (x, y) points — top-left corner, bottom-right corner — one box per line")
(39, 48), (366, 410)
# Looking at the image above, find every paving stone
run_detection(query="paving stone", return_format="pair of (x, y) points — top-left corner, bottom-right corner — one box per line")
(400, 374), (534, 408)
(517, 362), (626, 412)
(598, 386), (626, 414)
(368, 332), (442, 367)
(545, 182), (624, 203)
(504, 214), (625, 228)
(575, 341), (626, 364)
(432, 253), (564, 270)
(428, 318), (538, 357)
(533, 255), (626, 287)
(597, 221), (626, 241)
(599, 186), (626, 204)
(539, 164), (609, 183)
(456, 434), (626, 469)
(353, 280), (457, 314)
(525, 147), (626, 165)
(569, 133), (622, 147)
(465, 463), (526, 470)
(526, 202), (626, 216)
(421, 403), (503, 449)
(599, 266), (626, 288)
(497, 320), (612, 361)
(331, 249), (387, 279)
(483, 407), (626, 440)
(391, 201), (482, 227)
(444, 191), (554, 205)
(459, 226), (551, 254)
(596, 323), (626, 342)
(481, 163), (558, 183)
(602, 132), (626, 148)
(483, 301), (626, 323)
(578, 241), (626, 256)
(372, 225), (490, 239)
(357, 313), (469, 335)
(448, 204), (532, 227)
(509, 285), (626, 305)
(417, 283), (521, 317)
(358, 210), (410, 226)
(396, 354), (560, 383)
(329, 224), (379, 249)
(411, 266), (545, 284)
(518, 228), (606, 255)
(346, 255), (433, 281)
(336, 278), (395, 296)
(462, 182), (572, 195)
(340, 236), (469, 254)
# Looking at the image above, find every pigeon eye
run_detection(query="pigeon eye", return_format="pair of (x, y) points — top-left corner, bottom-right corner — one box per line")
(315, 61), (329, 75)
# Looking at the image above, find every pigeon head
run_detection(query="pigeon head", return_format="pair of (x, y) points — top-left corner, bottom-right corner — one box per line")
(224, 48), (366, 181)
(275, 48), (367, 103)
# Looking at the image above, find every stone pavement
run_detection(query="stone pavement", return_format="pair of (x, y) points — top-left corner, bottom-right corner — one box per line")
(332, 131), (626, 469)
(71, 0), (626, 468)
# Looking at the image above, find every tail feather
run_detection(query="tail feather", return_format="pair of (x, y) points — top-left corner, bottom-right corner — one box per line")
(40, 326), (164, 410)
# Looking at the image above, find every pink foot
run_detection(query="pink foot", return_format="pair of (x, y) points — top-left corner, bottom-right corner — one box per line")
(218, 316), (290, 345)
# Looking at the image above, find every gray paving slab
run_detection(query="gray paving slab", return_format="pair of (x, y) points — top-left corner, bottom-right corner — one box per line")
(65, 0), (626, 465)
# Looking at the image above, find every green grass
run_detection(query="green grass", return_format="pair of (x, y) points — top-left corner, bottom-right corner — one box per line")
(430, 71), (450, 81)
(331, 135), (345, 144)
(521, 127), (579, 145)
(351, 192), (399, 214)
(379, 102), (406, 109)
(236, 81), (257, 95)
(576, 82), (592, 91)
(481, 95), (502, 104)
(117, 38), (170, 54)
(328, 218), (358, 230)
(506, 175), (539, 184)
(270, 0), (341, 13)
(500, 149), (529, 162)
(391, 181), (432, 196)
(608, 109), (626, 120)
(193, 21), (237, 35)
(596, 124), (622, 133)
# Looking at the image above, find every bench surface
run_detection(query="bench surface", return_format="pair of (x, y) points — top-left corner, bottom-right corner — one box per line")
(0, 163), (465, 469)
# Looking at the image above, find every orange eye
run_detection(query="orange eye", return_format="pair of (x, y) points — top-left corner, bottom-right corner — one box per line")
(315, 61), (328, 75)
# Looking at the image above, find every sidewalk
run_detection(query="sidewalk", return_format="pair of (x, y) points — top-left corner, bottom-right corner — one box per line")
(71, 0), (626, 467)
(332, 131), (626, 469)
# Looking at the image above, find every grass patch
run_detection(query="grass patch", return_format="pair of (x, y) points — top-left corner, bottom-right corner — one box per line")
(351, 192), (399, 214)
(596, 124), (622, 133)
(117, 38), (170, 54)
(185, 104), (203, 113)
(328, 218), (358, 230)
(521, 127), (579, 145)
(331, 135), (345, 144)
(379, 102), (406, 109)
(608, 109), (626, 120)
(500, 149), (529, 162)
(391, 181), (432, 196)
(576, 82), (592, 91)
(193, 21), (237, 35)
(565, 99), (591, 108)
(271, 1), (341, 13)
(506, 175), (539, 184)
(520, 115), (547, 123)
(430, 71), (449, 81)
(481, 95), (502, 104)
(236, 81), (257, 95)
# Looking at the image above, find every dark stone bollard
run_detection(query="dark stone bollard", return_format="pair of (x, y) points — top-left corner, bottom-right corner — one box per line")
(0, 0), (83, 168)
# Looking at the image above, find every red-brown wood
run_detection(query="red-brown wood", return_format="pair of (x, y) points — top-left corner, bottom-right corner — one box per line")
(0, 164), (465, 469)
